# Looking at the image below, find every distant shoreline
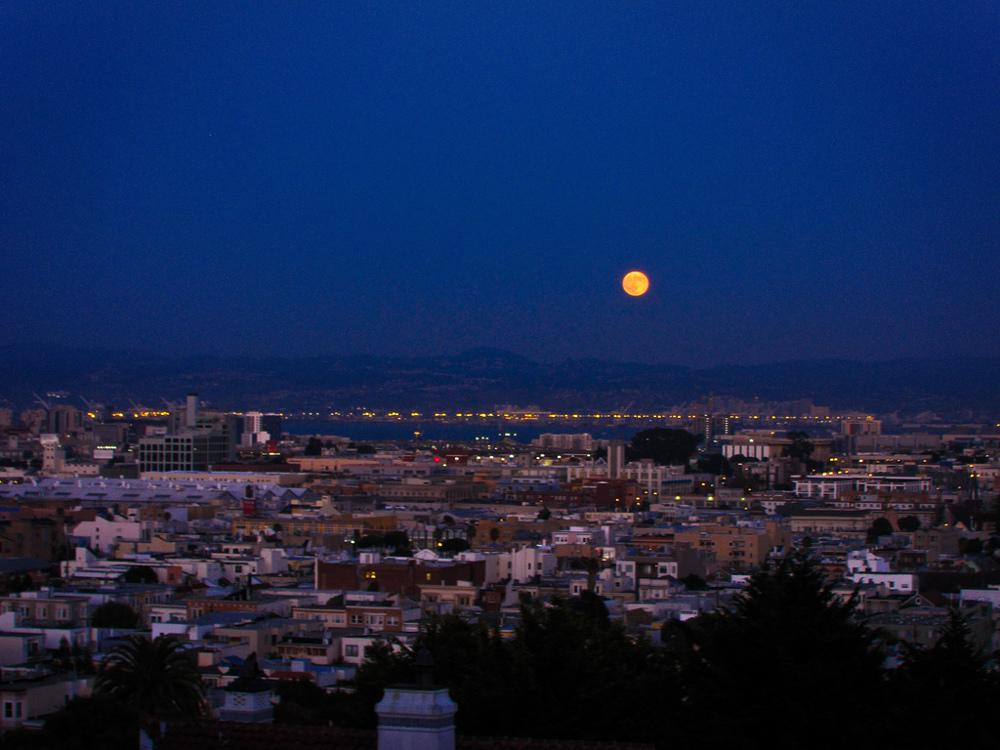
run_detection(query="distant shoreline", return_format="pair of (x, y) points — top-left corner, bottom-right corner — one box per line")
(281, 420), (641, 444)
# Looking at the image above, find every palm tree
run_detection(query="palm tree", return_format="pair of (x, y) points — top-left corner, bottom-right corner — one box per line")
(94, 634), (205, 717)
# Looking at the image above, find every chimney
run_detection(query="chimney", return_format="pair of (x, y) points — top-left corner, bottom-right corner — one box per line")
(375, 649), (456, 750)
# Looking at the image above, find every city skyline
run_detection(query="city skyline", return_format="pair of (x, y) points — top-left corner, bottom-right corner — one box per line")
(3, 3), (998, 366)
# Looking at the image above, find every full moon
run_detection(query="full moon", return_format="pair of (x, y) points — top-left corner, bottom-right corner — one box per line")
(622, 271), (650, 297)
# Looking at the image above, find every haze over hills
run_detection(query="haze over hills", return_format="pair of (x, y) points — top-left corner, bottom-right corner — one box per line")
(0, 344), (998, 419)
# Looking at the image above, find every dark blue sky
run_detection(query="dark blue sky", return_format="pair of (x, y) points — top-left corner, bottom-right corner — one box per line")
(3, 2), (998, 365)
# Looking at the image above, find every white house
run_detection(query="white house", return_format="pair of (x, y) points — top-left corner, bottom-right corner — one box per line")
(70, 516), (144, 553)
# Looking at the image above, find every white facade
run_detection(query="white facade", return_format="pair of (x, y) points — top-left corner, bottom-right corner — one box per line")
(795, 474), (933, 500)
(502, 547), (556, 582)
(848, 572), (916, 594)
(551, 527), (605, 546)
(846, 550), (891, 574)
(71, 517), (144, 553)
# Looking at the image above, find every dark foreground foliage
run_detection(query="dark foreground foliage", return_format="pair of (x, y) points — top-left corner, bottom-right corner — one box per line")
(5, 553), (999, 750)
(335, 551), (1000, 749)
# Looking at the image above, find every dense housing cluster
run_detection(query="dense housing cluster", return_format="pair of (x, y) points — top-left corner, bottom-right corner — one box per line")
(0, 395), (998, 748)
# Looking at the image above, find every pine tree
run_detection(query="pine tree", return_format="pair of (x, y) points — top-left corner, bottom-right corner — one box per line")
(670, 551), (889, 747)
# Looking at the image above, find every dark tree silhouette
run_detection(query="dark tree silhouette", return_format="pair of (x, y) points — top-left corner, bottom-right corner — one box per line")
(303, 437), (323, 456)
(355, 534), (384, 549)
(94, 634), (205, 717)
(669, 551), (888, 747)
(91, 602), (139, 629)
(783, 431), (814, 463)
(573, 556), (601, 592)
(696, 452), (729, 476)
(681, 573), (708, 591)
(439, 537), (469, 554)
(274, 678), (339, 725)
(627, 428), (698, 466)
(897, 515), (921, 532)
(888, 609), (1000, 744)
(382, 530), (410, 555)
(867, 516), (894, 542)
(354, 602), (673, 744)
(2, 695), (139, 750)
(123, 566), (158, 584)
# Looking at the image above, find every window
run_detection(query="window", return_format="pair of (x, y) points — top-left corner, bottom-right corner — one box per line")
(350, 614), (363, 625)
(344, 645), (359, 657)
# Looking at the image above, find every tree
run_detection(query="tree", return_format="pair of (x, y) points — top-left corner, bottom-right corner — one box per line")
(888, 609), (1000, 744)
(353, 603), (671, 744)
(303, 437), (323, 456)
(867, 516), (894, 543)
(274, 678), (338, 726)
(123, 565), (158, 584)
(573, 556), (600, 592)
(627, 428), (698, 466)
(53, 637), (94, 675)
(439, 538), (469, 554)
(681, 573), (708, 591)
(897, 515), (921, 532)
(536, 507), (551, 521)
(783, 431), (814, 463)
(1, 695), (139, 750)
(94, 634), (205, 717)
(91, 602), (139, 629)
(670, 551), (888, 747)
(696, 452), (729, 476)
(382, 530), (410, 555)
(960, 537), (984, 555)
(488, 526), (500, 544)
(355, 534), (384, 549)
(4, 572), (33, 593)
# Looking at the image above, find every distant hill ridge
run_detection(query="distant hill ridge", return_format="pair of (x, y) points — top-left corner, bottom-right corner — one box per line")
(0, 344), (997, 418)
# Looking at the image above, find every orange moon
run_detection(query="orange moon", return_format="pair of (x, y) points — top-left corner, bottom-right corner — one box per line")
(622, 271), (649, 296)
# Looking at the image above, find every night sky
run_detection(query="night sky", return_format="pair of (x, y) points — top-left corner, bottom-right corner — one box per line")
(3, 3), (998, 366)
